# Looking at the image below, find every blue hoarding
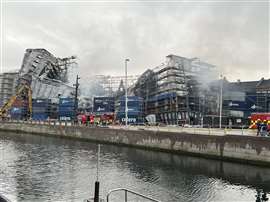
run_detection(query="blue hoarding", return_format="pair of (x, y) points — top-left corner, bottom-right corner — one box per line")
(10, 107), (26, 120)
(223, 100), (247, 110)
(117, 96), (143, 113)
(116, 112), (143, 124)
(59, 98), (75, 107)
(93, 97), (114, 113)
(223, 94), (257, 112)
(32, 113), (49, 121)
(32, 99), (51, 107)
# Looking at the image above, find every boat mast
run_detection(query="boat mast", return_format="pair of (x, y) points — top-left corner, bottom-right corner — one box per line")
(94, 144), (100, 202)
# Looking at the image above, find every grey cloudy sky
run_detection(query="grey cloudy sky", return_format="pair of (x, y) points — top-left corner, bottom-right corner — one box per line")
(1, 0), (269, 82)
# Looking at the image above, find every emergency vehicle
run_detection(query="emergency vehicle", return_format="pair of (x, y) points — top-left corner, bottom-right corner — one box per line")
(249, 113), (270, 129)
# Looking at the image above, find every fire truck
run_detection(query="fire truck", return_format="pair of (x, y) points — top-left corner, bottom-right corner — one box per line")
(249, 113), (270, 129)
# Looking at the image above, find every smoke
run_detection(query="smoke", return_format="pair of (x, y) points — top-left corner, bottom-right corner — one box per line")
(186, 3), (269, 81)
(2, 1), (269, 86)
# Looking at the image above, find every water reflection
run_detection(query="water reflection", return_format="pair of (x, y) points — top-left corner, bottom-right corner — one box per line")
(256, 189), (269, 202)
(0, 131), (269, 202)
(104, 144), (270, 191)
(102, 144), (270, 201)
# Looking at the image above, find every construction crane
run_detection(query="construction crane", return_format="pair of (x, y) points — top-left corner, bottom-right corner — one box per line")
(0, 84), (32, 119)
(0, 49), (76, 120)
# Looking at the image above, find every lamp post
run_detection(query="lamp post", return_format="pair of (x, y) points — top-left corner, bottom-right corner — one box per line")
(125, 59), (130, 127)
(73, 75), (80, 124)
(219, 75), (223, 129)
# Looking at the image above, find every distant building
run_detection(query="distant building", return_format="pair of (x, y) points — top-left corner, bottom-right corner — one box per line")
(223, 78), (270, 115)
(209, 78), (270, 127)
(256, 78), (270, 113)
(223, 80), (256, 115)
(0, 71), (19, 107)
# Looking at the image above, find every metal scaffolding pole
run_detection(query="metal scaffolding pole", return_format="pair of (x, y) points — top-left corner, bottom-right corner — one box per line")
(219, 75), (223, 129)
(125, 59), (130, 127)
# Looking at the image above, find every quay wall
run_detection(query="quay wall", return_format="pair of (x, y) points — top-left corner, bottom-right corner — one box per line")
(0, 122), (270, 167)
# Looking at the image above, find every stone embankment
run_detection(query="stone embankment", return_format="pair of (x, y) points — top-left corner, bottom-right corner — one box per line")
(0, 121), (269, 167)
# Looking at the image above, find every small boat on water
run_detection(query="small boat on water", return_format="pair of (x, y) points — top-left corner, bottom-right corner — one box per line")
(84, 144), (160, 202)
(0, 194), (11, 202)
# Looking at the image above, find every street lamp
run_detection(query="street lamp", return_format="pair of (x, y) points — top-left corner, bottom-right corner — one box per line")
(219, 74), (224, 129)
(125, 59), (130, 127)
(73, 75), (80, 124)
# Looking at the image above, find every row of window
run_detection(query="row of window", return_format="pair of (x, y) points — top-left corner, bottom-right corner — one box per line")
(257, 91), (270, 94)
(158, 111), (201, 122)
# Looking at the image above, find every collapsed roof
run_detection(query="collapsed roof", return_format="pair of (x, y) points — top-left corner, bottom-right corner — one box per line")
(19, 49), (77, 98)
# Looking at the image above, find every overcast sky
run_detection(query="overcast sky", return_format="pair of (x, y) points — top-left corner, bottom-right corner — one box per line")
(1, 0), (269, 82)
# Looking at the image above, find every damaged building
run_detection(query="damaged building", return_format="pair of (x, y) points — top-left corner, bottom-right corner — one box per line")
(133, 54), (218, 125)
(0, 49), (77, 120)
(19, 48), (76, 99)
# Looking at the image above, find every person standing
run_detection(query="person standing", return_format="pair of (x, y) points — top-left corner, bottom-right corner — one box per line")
(260, 121), (268, 137)
(256, 120), (261, 136)
(81, 114), (86, 125)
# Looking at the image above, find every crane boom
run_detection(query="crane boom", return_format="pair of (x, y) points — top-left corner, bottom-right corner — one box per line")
(0, 84), (32, 118)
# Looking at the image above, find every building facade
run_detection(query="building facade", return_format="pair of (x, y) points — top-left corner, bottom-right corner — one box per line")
(256, 78), (270, 113)
(212, 78), (270, 127)
(0, 71), (19, 107)
(133, 54), (218, 125)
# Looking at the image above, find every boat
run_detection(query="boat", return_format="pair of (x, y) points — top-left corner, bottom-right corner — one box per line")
(84, 144), (161, 202)
(0, 195), (11, 202)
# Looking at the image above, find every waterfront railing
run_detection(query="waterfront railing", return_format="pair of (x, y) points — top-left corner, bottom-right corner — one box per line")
(106, 188), (161, 202)
(0, 119), (257, 136)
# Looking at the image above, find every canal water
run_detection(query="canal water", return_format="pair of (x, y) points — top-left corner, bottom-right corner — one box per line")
(0, 131), (269, 202)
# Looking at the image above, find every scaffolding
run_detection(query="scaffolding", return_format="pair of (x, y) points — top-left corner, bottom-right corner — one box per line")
(133, 54), (218, 125)
(92, 75), (140, 97)
(256, 78), (270, 112)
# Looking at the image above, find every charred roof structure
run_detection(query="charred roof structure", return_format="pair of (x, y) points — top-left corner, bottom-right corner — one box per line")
(19, 49), (77, 99)
(82, 75), (139, 99)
